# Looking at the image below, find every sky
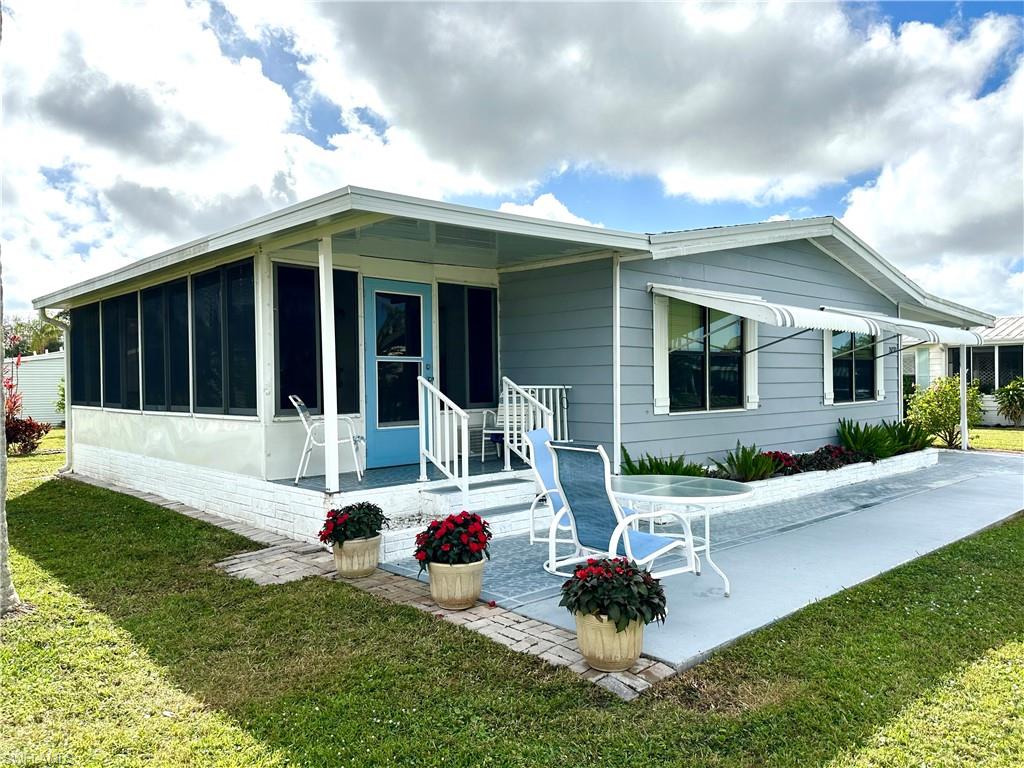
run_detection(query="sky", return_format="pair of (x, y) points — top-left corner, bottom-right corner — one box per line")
(2, 1), (1022, 316)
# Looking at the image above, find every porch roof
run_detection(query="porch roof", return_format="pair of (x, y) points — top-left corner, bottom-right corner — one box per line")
(649, 282), (985, 345)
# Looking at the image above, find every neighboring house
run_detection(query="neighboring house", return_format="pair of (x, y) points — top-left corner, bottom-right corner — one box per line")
(31, 186), (990, 545)
(908, 316), (1024, 426)
(5, 350), (65, 425)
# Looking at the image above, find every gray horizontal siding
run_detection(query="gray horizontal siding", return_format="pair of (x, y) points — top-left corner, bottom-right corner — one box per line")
(499, 259), (613, 447)
(621, 240), (900, 463)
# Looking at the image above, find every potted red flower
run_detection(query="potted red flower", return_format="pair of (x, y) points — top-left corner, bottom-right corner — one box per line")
(559, 557), (667, 672)
(319, 502), (388, 578)
(414, 511), (492, 609)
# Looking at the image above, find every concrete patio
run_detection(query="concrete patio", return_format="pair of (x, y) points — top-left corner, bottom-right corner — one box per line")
(383, 449), (1024, 668)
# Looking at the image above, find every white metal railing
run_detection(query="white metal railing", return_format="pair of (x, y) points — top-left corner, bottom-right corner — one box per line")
(501, 377), (555, 470)
(520, 385), (571, 442)
(418, 376), (470, 508)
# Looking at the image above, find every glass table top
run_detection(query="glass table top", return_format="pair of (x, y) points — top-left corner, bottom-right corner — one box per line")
(610, 474), (752, 501)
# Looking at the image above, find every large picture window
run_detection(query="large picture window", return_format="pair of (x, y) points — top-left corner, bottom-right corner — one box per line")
(273, 264), (360, 415)
(998, 345), (1023, 388)
(69, 303), (101, 406)
(142, 279), (190, 411)
(101, 292), (140, 410)
(192, 259), (256, 415)
(665, 299), (743, 412)
(831, 332), (876, 403)
(438, 283), (497, 408)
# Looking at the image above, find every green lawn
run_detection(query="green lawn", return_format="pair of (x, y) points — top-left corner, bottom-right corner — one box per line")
(969, 427), (1024, 452)
(2, 445), (1023, 767)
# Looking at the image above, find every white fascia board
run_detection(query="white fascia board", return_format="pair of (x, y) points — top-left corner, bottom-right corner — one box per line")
(346, 187), (650, 251)
(33, 189), (360, 309)
(649, 217), (836, 258)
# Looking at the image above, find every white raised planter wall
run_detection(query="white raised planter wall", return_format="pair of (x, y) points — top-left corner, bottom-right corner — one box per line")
(715, 448), (940, 512)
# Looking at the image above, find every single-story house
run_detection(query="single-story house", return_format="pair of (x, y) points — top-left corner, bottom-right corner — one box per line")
(904, 315), (1023, 425)
(32, 186), (991, 547)
(4, 349), (65, 425)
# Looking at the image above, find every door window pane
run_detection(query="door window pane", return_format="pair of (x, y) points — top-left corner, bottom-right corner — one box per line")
(668, 299), (705, 411)
(998, 345), (1023, 387)
(69, 303), (101, 406)
(437, 283), (497, 408)
(375, 293), (421, 357)
(438, 283), (467, 406)
(192, 269), (224, 410)
(853, 333), (875, 401)
(832, 332), (854, 403)
(276, 265), (320, 412)
(467, 287), (496, 405)
(377, 360), (419, 425)
(971, 346), (995, 394)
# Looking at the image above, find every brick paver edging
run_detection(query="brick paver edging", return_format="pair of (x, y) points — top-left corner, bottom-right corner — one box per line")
(65, 473), (675, 700)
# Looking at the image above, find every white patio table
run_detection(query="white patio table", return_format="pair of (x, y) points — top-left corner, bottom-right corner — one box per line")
(610, 475), (753, 597)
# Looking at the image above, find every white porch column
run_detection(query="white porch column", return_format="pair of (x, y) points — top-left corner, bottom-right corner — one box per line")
(318, 237), (340, 492)
(959, 343), (969, 451)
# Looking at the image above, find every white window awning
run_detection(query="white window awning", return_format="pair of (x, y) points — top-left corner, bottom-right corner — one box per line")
(648, 283), (984, 345)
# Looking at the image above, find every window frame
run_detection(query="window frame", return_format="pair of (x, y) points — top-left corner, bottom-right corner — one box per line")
(141, 278), (191, 413)
(652, 295), (756, 416)
(191, 258), (258, 417)
(272, 262), (362, 418)
(823, 330), (884, 405)
(437, 282), (499, 410)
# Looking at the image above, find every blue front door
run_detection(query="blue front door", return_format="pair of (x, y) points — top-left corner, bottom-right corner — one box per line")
(363, 278), (434, 468)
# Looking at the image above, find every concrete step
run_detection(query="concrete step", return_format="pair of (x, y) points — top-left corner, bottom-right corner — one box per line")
(419, 477), (538, 518)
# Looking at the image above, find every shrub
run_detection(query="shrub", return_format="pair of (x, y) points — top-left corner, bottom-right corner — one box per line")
(796, 445), (866, 472)
(55, 376), (65, 415)
(761, 450), (799, 475)
(620, 446), (707, 476)
(837, 418), (897, 460)
(994, 376), (1024, 426)
(559, 557), (667, 632)
(906, 375), (983, 449)
(711, 442), (781, 482)
(318, 502), (388, 546)
(881, 419), (932, 454)
(5, 415), (51, 455)
(414, 511), (492, 574)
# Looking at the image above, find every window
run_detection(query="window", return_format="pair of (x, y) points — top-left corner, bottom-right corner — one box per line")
(273, 265), (360, 415)
(830, 332), (876, 403)
(191, 259), (256, 414)
(101, 292), (140, 410)
(656, 298), (744, 413)
(947, 346), (961, 378)
(971, 346), (995, 394)
(69, 303), (101, 406)
(438, 283), (497, 408)
(142, 279), (190, 411)
(998, 345), (1023, 388)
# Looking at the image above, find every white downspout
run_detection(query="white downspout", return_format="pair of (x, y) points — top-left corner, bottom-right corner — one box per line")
(38, 309), (72, 473)
(318, 237), (341, 492)
(959, 343), (969, 450)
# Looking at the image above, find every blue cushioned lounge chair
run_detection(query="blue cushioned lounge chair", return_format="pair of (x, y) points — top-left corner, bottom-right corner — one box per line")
(524, 428), (580, 575)
(548, 441), (697, 580)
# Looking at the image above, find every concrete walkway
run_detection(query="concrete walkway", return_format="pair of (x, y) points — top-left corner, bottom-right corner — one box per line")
(513, 450), (1023, 668)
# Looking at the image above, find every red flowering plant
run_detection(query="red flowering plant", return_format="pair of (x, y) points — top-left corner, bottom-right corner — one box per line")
(318, 502), (388, 546)
(559, 557), (668, 632)
(413, 511), (492, 574)
(761, 450), (799, 476)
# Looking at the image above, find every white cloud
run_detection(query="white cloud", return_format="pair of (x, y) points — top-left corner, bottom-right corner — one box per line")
(498, 194), (601, 226)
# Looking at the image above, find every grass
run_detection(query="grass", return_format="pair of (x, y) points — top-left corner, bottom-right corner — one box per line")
(968, 427), (1024, 452)
(2, 442), (1022, 767)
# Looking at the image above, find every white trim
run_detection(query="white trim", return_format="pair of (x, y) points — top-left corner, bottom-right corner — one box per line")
(743, 321), (759, 409)
(612, 254), (622, 470)
(822, 331), (834, 406)
(318, 237), (341, 493)
(875, 336), (886, 401)
(652, 294), (670, 415)
(807, 237), (901, 306)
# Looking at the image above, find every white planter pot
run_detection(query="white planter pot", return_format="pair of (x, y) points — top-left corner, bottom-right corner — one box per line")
(428, 559), (485, 609)
(332, 535), (381, 578)
(575, 613), (644, 672)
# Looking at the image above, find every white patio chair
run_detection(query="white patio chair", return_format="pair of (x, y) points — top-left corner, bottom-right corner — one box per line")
(548, 442), (698, 580)
(524, 428), (581, 576)
(289, 395), (364, 484)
